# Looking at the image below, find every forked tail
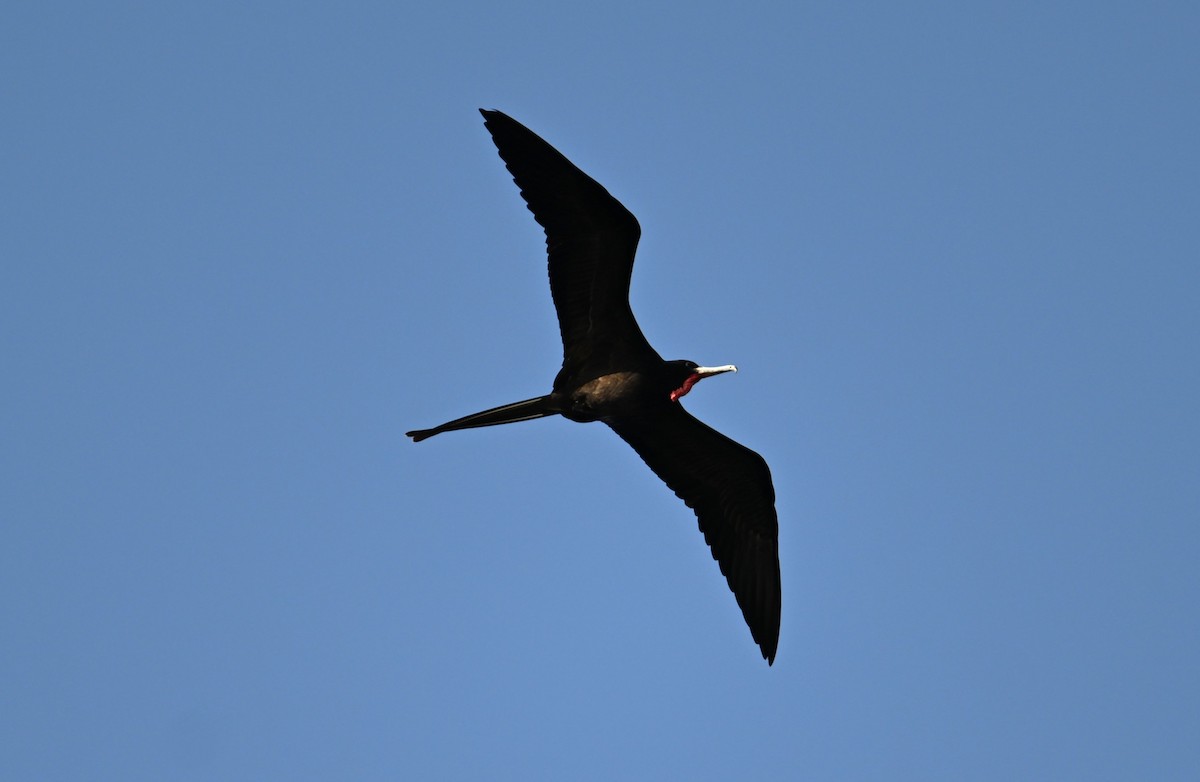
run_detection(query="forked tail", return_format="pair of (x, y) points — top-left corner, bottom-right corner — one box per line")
(406, 396), (557, 442)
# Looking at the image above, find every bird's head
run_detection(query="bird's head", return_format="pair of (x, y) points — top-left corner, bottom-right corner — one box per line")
(666, 360), (738, 402)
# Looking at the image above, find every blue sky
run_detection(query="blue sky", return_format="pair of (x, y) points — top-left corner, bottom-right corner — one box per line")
(3, 2), (1198, 779)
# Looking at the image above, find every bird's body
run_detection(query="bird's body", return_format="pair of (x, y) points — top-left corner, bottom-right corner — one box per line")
(408, 110), (781, 664)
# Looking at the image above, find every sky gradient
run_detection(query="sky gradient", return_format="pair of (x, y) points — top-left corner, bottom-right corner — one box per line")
(3, 2), (1198, 780)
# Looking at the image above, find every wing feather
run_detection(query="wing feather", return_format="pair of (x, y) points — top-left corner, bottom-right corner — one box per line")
(606, 405), (781, 664)
(479, 110), (660, 382)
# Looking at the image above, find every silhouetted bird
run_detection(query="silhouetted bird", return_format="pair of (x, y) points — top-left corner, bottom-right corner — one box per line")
(408, 110), (781, 664)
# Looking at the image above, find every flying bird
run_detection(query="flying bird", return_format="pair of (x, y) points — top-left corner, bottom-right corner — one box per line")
(408, 110), (781, 664)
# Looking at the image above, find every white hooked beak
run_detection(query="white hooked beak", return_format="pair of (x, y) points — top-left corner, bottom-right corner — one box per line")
(694, 364), (738, 378)
(670, 364), (738, 402)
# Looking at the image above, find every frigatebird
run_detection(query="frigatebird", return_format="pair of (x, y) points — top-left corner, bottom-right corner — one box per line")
(408, 110), (781, 664)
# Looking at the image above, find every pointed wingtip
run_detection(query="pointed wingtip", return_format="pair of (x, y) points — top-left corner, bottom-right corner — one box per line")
(762, 636), (778, 666)
(479, 108), (504, 133)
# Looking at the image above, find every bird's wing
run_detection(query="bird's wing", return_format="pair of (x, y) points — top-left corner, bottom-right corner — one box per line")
(479, 110), (660, 381)
(606, 404), (781, 664)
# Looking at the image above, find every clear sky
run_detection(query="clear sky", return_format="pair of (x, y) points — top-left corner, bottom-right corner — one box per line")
(3, 2), (1197, 780)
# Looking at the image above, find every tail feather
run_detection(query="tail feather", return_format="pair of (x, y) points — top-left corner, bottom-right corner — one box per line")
(406, 396), (557, 442)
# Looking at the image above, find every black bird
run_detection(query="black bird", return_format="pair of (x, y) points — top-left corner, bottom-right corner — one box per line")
(408, 110), (781, 664)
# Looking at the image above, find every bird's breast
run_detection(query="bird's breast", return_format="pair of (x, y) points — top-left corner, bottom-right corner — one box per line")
(563, 371), (657, 421)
